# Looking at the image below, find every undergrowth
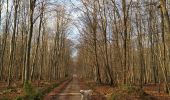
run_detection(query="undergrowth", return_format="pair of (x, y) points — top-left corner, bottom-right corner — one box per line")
(107, 84), (155, 100)
(15, 78), (70, 100)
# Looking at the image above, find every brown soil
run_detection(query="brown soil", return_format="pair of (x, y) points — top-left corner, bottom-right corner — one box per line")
(0, 80), (60, 100)
(44, 77), (106, 100)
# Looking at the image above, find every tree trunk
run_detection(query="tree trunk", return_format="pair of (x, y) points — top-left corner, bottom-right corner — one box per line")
(24, 0), (36, 84)
(7, 0), (19, 87)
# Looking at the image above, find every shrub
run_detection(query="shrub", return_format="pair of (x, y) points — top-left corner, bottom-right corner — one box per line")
(23, 82), (35, 97)
(16, 78), (69, 100)
(0, 98), (9, 100)
(15, 96), (24, 100)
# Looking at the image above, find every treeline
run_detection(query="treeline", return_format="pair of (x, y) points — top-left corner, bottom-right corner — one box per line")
(0, 0), (72, 87)
(76, 0), (170, 93)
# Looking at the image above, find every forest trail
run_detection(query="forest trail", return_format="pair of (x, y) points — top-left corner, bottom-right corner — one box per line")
(44, 76), (106, 100)
(53, 77), (81, 100)
(44, 77), (81, 100)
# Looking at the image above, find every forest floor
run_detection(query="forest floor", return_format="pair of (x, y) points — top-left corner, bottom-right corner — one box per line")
(85, 81), (170, 100)
(1, 78), (170, 100)
(0, 80), (64, 100)
(0, 77), (105, 100)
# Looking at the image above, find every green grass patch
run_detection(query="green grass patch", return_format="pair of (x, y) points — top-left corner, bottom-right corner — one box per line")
(24, 82), (35, 97)
(107, 93), (126, 100)
(119, 84), (138, 94)
(15, 78), (70, 100)
(0, 98), (10, 100)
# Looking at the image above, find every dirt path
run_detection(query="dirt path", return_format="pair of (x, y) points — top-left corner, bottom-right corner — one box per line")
(55, 77), (81, 100)
(44, 77), (106, 100)
(44, 77), (81, 100)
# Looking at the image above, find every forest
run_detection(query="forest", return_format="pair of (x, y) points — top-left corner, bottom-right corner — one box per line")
(0, 0), (170, 100)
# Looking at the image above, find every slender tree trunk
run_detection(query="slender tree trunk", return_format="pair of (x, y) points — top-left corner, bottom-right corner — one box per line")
(7, 0), (19, 87)
(24, 0), (36, 84)
(31, 2), (44, 81)
(160, 6), (170, 94)
(122, 0), (128, 84)
(0, 0), (9, 80)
